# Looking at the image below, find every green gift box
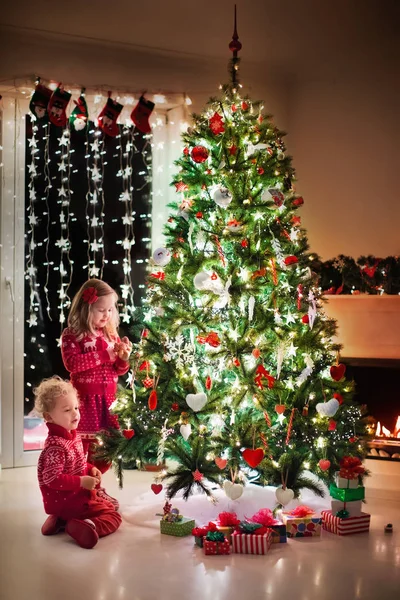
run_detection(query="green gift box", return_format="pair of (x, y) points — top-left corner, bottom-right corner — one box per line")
(160, 518), (195, 537)
(329, 483), (365, 502)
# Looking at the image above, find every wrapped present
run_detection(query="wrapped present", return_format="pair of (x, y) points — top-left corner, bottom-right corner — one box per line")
(232, 530), (273, 554)
(283, 506), (321, 538)
(213, 511), (240, 544)
(203, 531), (230, 555)
(192, 523), (216, 547)
(322, 510), (370, 535)
(159, 504), (195, 536)
(335, 474), (359, 489)
(331, 499), (363, 518)
(160, 517), (195, 537)
(329, 483), (365, 503)
(248, 508), (287, 543)
(338, 456), (365, 481)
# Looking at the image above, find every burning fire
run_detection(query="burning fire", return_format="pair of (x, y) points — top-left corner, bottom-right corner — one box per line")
(375, 416), (400, 438)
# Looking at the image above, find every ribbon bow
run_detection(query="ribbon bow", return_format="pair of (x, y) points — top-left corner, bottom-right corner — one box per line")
(206, 531), (225, 542)
(339, 456), (365, 479)
(217, 512), (240, 527)
(288, 505), (314, 518)
(249, 508), (278, 527)
(238, 521), (263, 534)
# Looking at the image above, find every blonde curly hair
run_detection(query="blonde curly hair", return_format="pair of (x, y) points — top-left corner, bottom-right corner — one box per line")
(34, 376), (78, 416)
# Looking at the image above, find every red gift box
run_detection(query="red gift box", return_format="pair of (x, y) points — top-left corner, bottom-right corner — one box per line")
(322, 510), (370, 536)
(232, 530), (272, 554)
(203, 537), (230, 555)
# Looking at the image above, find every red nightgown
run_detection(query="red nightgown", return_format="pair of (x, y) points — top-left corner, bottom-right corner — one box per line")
(61, 327), (130, 443)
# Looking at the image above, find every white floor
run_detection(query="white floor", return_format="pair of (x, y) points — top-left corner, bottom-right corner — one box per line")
(0, 466), (399, 600)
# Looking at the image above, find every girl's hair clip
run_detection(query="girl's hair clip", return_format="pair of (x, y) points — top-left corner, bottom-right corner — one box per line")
(82, 287), (98, 304)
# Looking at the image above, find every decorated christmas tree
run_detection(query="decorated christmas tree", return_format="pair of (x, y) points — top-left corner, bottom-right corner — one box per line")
(100, 15), (367, 506)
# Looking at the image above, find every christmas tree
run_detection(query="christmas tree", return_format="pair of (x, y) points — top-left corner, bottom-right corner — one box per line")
(100, 16), (367, 506)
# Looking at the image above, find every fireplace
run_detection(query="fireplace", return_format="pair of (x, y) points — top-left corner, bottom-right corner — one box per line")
(344, 358), (400, 461)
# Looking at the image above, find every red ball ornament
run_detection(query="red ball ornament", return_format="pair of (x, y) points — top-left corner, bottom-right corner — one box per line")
(349, 436), (358, 443)
(284, 255), (298, 266)
(171, 402), (179, 411)
(123, 429), (135, 439)
(183, 147), (189, 156)
(241, 101), (249, 111)
(233, 358), (241, 367)
(231, 104), (237, 112)
(241, 239), (248, 248)
(191, 145), (209, 163)
(292, 196), (304, 207)
(301, 314), (310, 324)
(257, 167), (265, 175)
(252, 348), (261, 359)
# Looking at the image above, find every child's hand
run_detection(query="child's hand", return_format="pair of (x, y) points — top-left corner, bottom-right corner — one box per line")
(80, 475), (99, 490)
(115, 338), (132, 361)
(90, 467), (102, 484)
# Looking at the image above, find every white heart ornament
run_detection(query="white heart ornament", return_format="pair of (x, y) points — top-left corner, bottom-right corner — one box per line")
(180, 423), (192, 441)
(275, 486), (295, 506)
(186, 393), (207, 412)
(223, 480), (244, 501)
(316, 398), (339, 418)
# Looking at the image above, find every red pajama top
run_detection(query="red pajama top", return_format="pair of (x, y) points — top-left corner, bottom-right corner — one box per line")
(37, 422), (93, 515)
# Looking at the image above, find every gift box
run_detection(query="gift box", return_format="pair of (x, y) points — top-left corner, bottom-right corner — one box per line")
(212, 512), (240, 544)
(331, 499), (363, 518)
(232, 530), (273, 554)
(213, 524), (235, 544)
(329, 483), (365, 503)
(160, 517), (195, 537)
(335, 474), (359, 489)
(267, 522), (287, 543)
(322, 510), (370, 536)
(203, 537), (230, 555)
(283, 515), (322, 538)
(192, 525), (213, 547)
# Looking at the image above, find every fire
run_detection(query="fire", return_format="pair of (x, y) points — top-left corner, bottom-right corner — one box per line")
(375, 417), (400, 438)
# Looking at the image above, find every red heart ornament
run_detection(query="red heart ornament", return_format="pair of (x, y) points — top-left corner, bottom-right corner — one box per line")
(242, 448), (264, 468)
(215, 457), (228, 470)
(275, 404), (286, 414)
(330, 364), (346, 381)
(318, 459), (331, 471)
(123, 429), (135, 439)
(151, 483), (163, 495)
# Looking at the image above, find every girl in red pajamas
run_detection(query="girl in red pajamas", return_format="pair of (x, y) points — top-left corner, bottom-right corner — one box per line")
(35, 376), (122, 549)
(61, 279), (132, 474)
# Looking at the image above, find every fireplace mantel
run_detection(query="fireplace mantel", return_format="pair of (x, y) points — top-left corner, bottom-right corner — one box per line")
(323, 295), (400, 360)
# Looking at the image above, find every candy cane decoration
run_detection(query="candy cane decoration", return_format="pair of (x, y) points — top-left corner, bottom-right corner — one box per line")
(264, 411), (271, 427)
(297, 284), (303, 310)
(260, 432), (268, 448)
(213, 235), (226, 266)
(285, 408), (296, 445)
(270, 258), (278, 285)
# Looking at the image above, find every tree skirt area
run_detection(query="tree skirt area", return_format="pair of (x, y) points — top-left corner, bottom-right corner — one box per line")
(121, 472), (331, 527)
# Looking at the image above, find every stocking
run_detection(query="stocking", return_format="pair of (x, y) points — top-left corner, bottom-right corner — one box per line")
(69, 93), (88, 132)
(98, 95), (123, 137)
(48, 85), (71, 127)
(29, 83), (52, 121)
(131, 95), (155, 134)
